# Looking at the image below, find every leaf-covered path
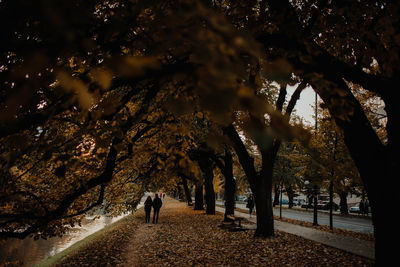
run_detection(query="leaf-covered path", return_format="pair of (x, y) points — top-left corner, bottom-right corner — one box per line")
(55, 199), (374, 266)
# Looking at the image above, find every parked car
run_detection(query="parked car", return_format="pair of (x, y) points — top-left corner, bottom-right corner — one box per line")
(349, 205), (371, 214)
(349, 205), (360, 213)
(318, 201), (339, 211)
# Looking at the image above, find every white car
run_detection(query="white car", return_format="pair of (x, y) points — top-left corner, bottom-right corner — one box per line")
(349, 206), (360, 213)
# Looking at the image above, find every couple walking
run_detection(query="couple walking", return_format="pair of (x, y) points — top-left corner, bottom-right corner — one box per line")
(144, 193), (163, 224)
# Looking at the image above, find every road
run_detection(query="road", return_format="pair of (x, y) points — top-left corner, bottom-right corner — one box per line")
(216, 201), (374, 233)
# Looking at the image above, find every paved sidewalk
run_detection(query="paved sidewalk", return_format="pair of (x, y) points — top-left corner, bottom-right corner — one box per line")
(216, 200), (373, 233)
(215, 206), (375, 260)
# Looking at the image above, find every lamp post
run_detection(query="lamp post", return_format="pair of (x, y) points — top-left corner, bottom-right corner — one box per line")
(279, 178), (283, 219)
(329, 131), (338, 230)
(315, 91), (318, 130)
(313, 184), (319, 226)
(313, 91), (319, 226)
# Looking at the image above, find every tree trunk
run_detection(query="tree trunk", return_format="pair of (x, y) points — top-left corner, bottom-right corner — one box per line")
(339, 192), (348, 215)
(329, 180), (333, 230)
(194, 181), (204, 210)
(273, 185), (280, 207)
(199, 157), (215, 215)
(313, 188), (318, 226)
(286, 184), (294, 209)
(177, 184), (183, 200)
(223, 124), (274, 237)
(254, 173), (274, 237)
(311, 78), (398, 263)
(181, 176), (192, 205)
(279, 181), (283, 219)
(223, 149), (236, 220)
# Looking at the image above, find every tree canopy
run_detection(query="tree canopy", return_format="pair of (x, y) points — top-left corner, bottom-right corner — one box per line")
(1, 1), (399, 263)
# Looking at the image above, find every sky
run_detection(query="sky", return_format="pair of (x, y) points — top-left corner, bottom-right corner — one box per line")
(286, 85), (320, 125)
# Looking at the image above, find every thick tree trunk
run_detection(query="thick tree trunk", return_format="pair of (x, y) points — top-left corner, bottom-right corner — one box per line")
(223, 150), (236, 220)
(286, 184), (294, 208)
(313, 190), (318, 226)
(371, 93), (399, 264)
(339, 192), (348, 215)
(329, 180), (333, 230)
(194, 182), (204, 210)
(181, 176), (192, 205)
(199, 157), (215, 215)
(177, 184), (183, 200)
(224, 176), (236, 218)
(273, 185), (280, 207)
(314, 80), (395, 263)
(224, 124), (274, 237)
(372, 168), (395, 265)
(254, 173), (274, 237)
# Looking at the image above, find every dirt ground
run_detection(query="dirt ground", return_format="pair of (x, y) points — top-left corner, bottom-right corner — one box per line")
(55, 199), (374, 266)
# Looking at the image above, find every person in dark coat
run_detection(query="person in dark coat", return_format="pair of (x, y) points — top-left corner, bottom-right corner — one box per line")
(144, 196), (153, 223)
(152, 193), (163, 224)
(247, 194), (255, 217)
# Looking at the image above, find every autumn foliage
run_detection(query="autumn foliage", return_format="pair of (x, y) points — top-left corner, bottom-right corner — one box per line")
(0, 1), (399, 264)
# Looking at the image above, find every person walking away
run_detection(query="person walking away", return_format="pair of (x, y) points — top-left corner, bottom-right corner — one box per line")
(152, 193), (163, 224)
(144, 196), (153, 223)
(247, 194), (255, 217)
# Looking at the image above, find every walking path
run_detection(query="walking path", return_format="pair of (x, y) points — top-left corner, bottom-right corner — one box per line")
(215, 206), (375, 260)
(53, 199), (374, 266)
(122, 221), (160, 266)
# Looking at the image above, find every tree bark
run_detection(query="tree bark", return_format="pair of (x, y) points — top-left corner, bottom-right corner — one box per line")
(254, 171), (274, 237)
(210, 148), (236, 220)
(339, 192), (348, 215)
(176, 184), (183, 200)
(222, 149), (236, 220)
(310, 78), (389, 261)
(198, 157), (215, 215)
(224, 175), (236, 218)
(273, 185), (280, 207)
(181, 176), (192, 205)
(194, 181), (204, 210)
(312, 186), (318, 226)
(221, 82), (302, 237)
(329, 180), (333, 230)
(286, 184), (294, 209)
(223, 124), (274, 237)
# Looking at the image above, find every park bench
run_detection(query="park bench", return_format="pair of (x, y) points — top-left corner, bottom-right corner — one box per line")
(219, 215), (247, 232)
(226, 215), (244, 227)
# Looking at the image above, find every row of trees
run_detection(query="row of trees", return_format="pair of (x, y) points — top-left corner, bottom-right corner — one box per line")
(1, 0), (397, 264)
(174, 103), (370, 224)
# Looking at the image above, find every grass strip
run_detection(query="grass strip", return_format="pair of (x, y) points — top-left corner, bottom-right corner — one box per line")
(35, 213), (135, 267)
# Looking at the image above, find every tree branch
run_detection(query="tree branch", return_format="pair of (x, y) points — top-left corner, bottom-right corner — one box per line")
(223, 124), (257, 190)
